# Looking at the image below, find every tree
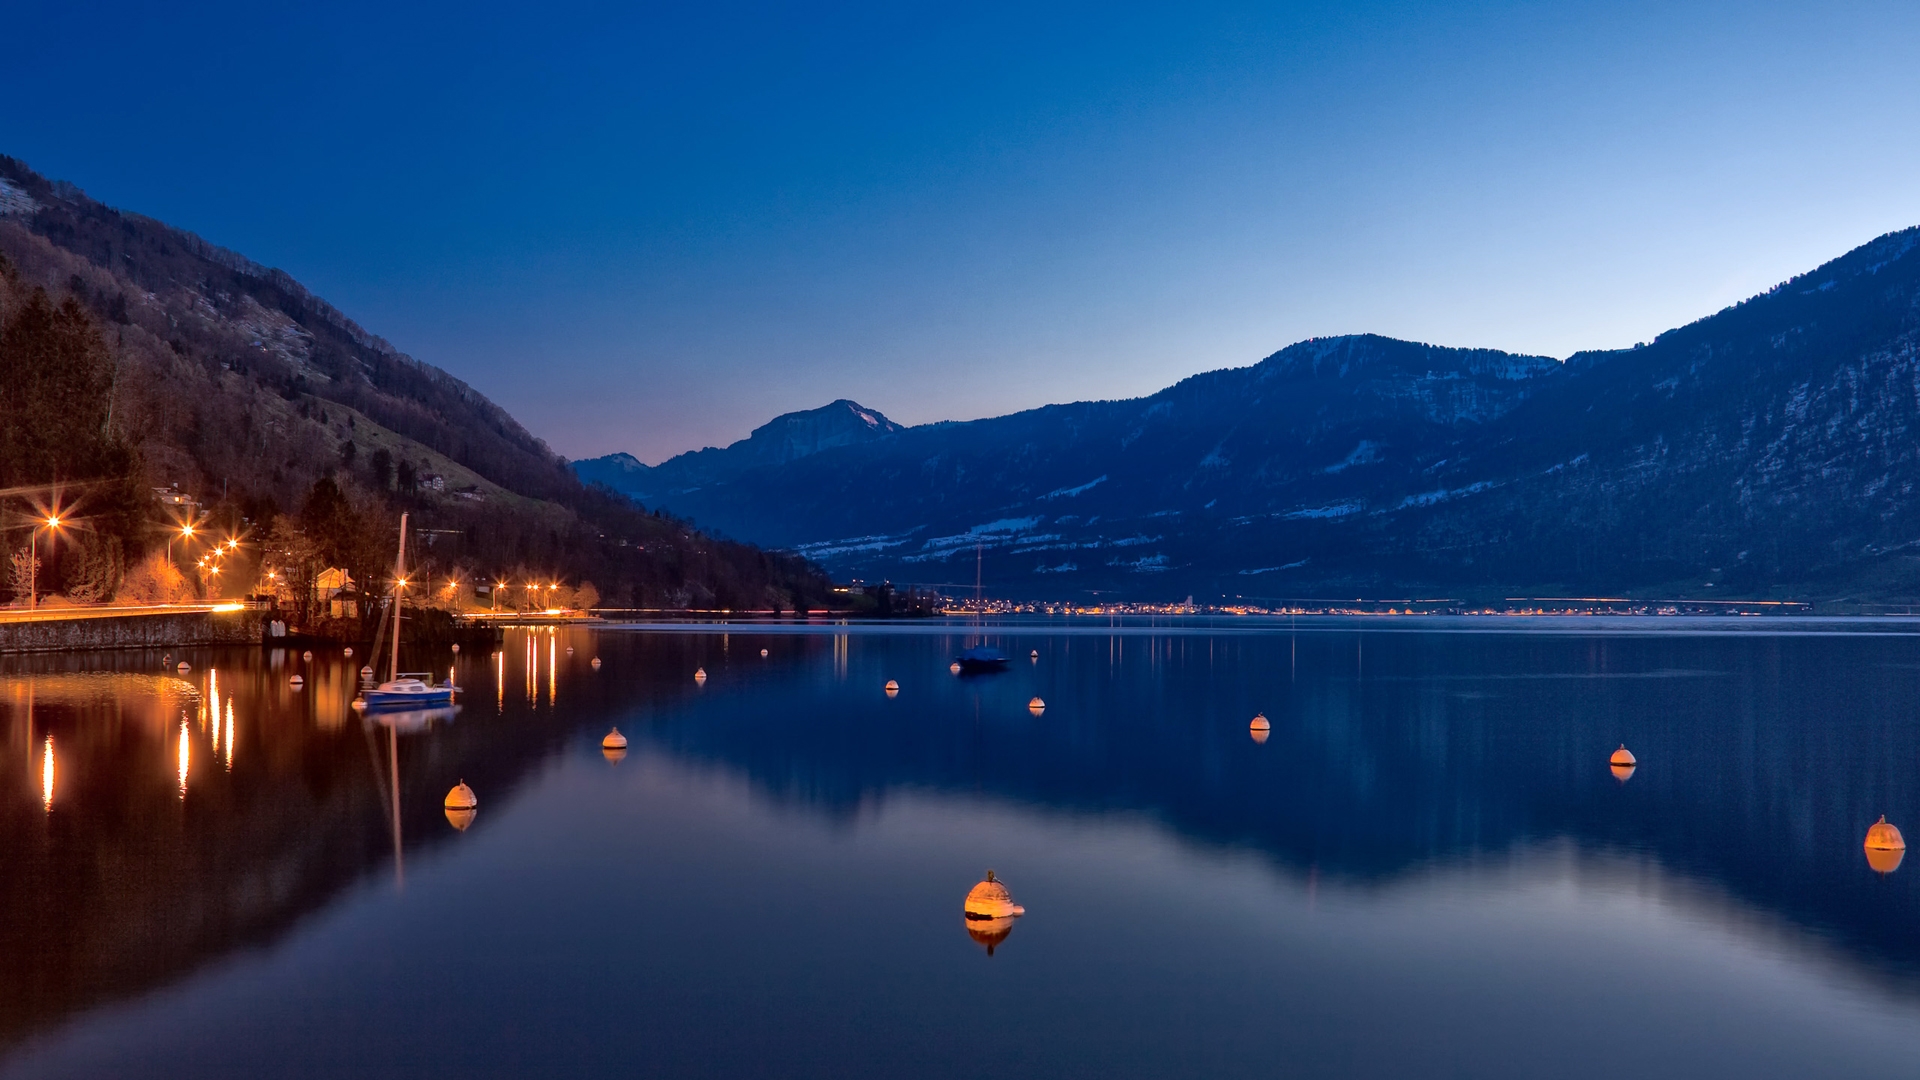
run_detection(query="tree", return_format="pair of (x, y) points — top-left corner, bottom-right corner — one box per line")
(119, 549), (191, 603)
(368, 448), (393, 490)
(7, 549), (37, 606)
(396, 459), (417, 493)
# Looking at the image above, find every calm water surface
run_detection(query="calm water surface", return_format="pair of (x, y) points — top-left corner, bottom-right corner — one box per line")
(4, 622), (1920, 1078)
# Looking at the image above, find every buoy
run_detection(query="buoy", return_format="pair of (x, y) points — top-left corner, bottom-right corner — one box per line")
(303, 650), (314, 661)
(289, 675), (304, 688)
(950, 662), (962, 675)
(177, 662), (190, 673)
(590, 657), (602, 669)
(602, 728), (628, 751)
(1250, 713), (1270, 744)
(361, 665), (374, 678)
(565, 646), (573, 655)
(1611, 762), (1636, 783)
(761, 648), (769, 657)
(1028, 696), (1046, 714)
(1867, 816), (1906, 874)
(445, 805), (477, 831)
(964, 870), (1026, 920)
(1609, 744), (1636, 767)
(694, 667), (707, 683)
(885, 679), (900, 697)
(1030, 650), (1039, 660)
(452, 644), (461, 654)
(445, 781), (478, 811)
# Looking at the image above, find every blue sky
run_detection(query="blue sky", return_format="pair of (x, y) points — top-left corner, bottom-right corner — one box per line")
(6, 1), (1919, 461)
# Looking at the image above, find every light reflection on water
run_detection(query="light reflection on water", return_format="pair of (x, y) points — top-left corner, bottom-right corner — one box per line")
(0, 625), (1918, 1078)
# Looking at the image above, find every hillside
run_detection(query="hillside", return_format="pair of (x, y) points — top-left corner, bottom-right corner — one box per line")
(578, 228), (1920, 603)
(0, 157), (832, 613)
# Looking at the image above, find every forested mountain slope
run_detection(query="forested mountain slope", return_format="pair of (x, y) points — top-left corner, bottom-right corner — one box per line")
(0, 157), (830, 612)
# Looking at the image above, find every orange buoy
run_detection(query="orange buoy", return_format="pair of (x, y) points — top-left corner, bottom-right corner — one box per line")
(1609, 744), (1636, 767)
(694, 667), (707, 683)
(445, 781), (478, 811)
(1250, 713), (1271, 744)
(1866, 816), (1906, 874)
(1028, 696), (1046, 714)
(885, 679), (899, 697)
(289, 675), (304, 688)
(949, 661), (962, 675)
(177, 662), (190, 673)
(964, 870), (1027, 921)
(303, 650), (314, 661)
(343, 647), (353, 657)
(1611, 762), (1636, 783)
(761, 648), (769, 657)
(590, 657), (602, 669)
(602, 727), (628, 763)
(445, 805), (476, 831)
(1866, 816), (1905, 850)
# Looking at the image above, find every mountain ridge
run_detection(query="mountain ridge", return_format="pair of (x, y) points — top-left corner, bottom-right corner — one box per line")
(577, 226), (1920, 602)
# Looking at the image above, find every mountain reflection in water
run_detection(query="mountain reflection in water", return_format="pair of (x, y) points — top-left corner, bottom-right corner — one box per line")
(2, 624), (1919, 1078)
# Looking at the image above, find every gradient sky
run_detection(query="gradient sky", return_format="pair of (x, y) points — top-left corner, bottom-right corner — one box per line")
(7, 1), (1920, 462)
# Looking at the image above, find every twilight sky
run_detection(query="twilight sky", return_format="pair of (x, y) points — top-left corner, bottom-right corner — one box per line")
(6, 1), (1919, 462)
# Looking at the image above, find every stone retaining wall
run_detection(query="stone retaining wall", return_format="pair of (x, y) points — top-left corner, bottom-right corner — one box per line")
(0, 610), (266, 654)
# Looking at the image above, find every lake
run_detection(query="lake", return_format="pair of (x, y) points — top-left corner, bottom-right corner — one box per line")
(3, 620), (1919, 1078)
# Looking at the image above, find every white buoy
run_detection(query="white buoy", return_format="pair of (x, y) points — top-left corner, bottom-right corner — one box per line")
(590, 657), (602, 669)
(177, 662), (190, 673)
(361, 665), (374, 678)
(452, 643), (461, 654)
(760, 648), (769, 657)
(565, 645), (574, 655)
(289, 675), (304, 688)
(343, 646), (353, 657)
(1030, 650), (1039, 660)
(950, 661), (962, 675)
(303, 650), (314, 661)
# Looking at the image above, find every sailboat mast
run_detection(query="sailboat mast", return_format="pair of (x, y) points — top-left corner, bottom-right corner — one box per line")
(389, 512), (409, 682)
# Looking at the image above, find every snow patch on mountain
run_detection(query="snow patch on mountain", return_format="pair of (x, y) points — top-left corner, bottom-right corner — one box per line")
(1042, 475), (1107, 500)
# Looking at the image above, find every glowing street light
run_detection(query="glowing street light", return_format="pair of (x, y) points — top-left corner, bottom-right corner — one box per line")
(28, 515), (62, 611)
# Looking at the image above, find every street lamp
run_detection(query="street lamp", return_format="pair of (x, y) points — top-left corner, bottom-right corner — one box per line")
(28, 515), (61, 610)
(168, 522), (196, 562)
(493, 581), (506, 613)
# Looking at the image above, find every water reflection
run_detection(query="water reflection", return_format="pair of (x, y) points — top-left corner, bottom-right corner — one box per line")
(3, 627), (1920, 1078)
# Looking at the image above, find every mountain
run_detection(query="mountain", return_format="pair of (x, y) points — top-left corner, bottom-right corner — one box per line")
(575, 399), (903, 501)
(0, 157), (832, 612)
(580, 226), (1920, 603)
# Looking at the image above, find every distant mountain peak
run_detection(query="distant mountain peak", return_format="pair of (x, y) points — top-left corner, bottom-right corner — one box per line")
(574, 399), (904, 502)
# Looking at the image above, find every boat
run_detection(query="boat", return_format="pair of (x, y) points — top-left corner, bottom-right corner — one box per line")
(953, 543), (1011, 673)
(955, 645), (1011, 672)
(355, 512), (458, 713)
